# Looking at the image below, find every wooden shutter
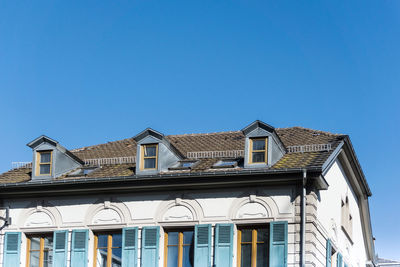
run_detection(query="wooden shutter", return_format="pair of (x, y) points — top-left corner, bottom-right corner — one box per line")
(141, 226), (160, 267)
(194, 224), (211, 267)
(214, 224), (233, 267)
(53, 230), (68, 267)
(122, 227), (138, 267)
(71, 229), (89, 267)
(326, 239), (332, 267)
(269, 221), (288, 267)
(337, 252), (343, 267)
(3, 232), (21, 267)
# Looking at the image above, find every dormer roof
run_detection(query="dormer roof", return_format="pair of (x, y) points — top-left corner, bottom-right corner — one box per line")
(133, 128), (164, 142)
(27, 135), (58, 149)
(241, 120), (275, 135)
(27, 135), (84, 165)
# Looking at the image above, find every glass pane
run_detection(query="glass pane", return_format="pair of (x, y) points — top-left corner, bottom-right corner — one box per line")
(241, 229), (252, 242)
(112, 233), (122, 248)
(44, 236), (53, 250)
(29, 251), (40, 267)
(217, 161), (236, 166)
(111, 247), (122, 267)
(252, 152), (265, 163)
(182, 162), (194, 168)
(43, 250), (53, 267)
(257, 228), (268, 242)
(240, 244), (252, 267)
(40, 152), (51, 163)
(97, 234), (108, 248)
(167, 232), (179, 245)
(144, 158), (156, 169)
(183, 245), (194, 267)
(30, 237), (41, 250)
(167, 245), (178, 267)
(144, 146), (157, 157)
(96, 248), (108, 267)
(256, 243), (268, 267)
(40, 164), (51, 174)
(252, 139), (265, 151)
(183, 231), (194, 245)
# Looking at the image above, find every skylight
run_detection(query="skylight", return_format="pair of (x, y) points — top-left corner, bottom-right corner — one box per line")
(213, 159), (239, 168)
(169, 161), (198, 170)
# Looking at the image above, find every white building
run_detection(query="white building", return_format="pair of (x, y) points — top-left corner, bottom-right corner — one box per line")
(0, 121), (375, 267)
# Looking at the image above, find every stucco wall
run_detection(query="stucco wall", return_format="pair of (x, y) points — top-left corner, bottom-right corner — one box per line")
(0, 185), (300, 267)
(315, 159), (368, 267)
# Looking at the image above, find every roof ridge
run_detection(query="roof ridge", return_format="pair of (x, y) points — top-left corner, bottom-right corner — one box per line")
(167, 130), (242, 137)
(276, 126), (343, 136)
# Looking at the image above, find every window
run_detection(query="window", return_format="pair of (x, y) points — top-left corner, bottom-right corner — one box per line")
(341, 196), (353, 240)
(141, 144), (158, 170)
(26, 234), (53, 267)
(36, 151), (52, 175)
(94, 232), (122, 267)
(249, 138), (267, 164)
(237, 227), (269, 267)
(213, 159), (238, 168)
(164, 230), (194, 267)
(169, 161), (198, 170)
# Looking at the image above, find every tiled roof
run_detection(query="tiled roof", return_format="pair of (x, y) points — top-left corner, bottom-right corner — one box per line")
(0, 127), (344, 184)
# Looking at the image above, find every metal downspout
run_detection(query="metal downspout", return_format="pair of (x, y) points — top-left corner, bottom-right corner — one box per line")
(301, 169), (307, 267)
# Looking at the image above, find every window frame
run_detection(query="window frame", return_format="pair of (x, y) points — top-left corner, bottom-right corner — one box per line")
(140, 144), (159, 170)
(164, 228), (194, 267)
(93, 231), (123, 267)
(237, 226), (269, 267)
(35, 150), (53, 176)
(341, 196), (353, 242)
(249, 137), (268, 164)
(26, 234), (53, 267)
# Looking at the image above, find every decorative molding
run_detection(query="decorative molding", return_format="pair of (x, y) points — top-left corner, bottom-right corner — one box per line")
(229, 194), (279, 220)
(84, 198), (132, 226)
(156, 196), (204, 223)
(18, 201), (62, 229)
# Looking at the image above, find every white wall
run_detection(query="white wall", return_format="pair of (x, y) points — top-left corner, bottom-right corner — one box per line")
(317, 159), (368, 267)
(1, 185), (298, 267)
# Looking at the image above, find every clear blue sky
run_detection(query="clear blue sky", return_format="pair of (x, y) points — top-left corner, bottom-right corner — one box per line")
(0, 0), (399, 260)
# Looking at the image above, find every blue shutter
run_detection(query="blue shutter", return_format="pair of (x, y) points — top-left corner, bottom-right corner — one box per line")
(141, 226), (160, 267)
(337, 253), (343, 267)
(326, 239), (332, 267)
(122, 227), (138, 267)
(53, 230), (68, 267)
(71, 229), (89, 267)
(344, 263), (348, 267)
(214, 224), (233, 267)
(3, 232), (21, 267)
(194, 224), (211, 267)
(269, 221), (288, 267)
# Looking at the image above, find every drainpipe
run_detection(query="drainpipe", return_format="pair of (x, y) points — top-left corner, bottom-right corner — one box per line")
(301, 169), (307, 267)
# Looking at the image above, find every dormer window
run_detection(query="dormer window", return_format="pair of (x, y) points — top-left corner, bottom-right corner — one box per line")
(36, 151), (52, 175)
(249, 137), (267, 164)
(141, 144), (158, 170)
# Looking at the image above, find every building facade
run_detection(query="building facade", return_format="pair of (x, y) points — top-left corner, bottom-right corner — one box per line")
(0, 121), (375, 267)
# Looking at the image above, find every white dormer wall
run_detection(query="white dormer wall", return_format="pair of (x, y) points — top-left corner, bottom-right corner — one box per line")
(243, 126), (285, 169)
(136, 135), (180, 176)
(31, 142), (82, 181)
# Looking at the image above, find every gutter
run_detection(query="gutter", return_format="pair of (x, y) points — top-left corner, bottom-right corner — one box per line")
(301, 169), (307, 267)
(0, 167), (323, 188)
(0, 167), (327, 198)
